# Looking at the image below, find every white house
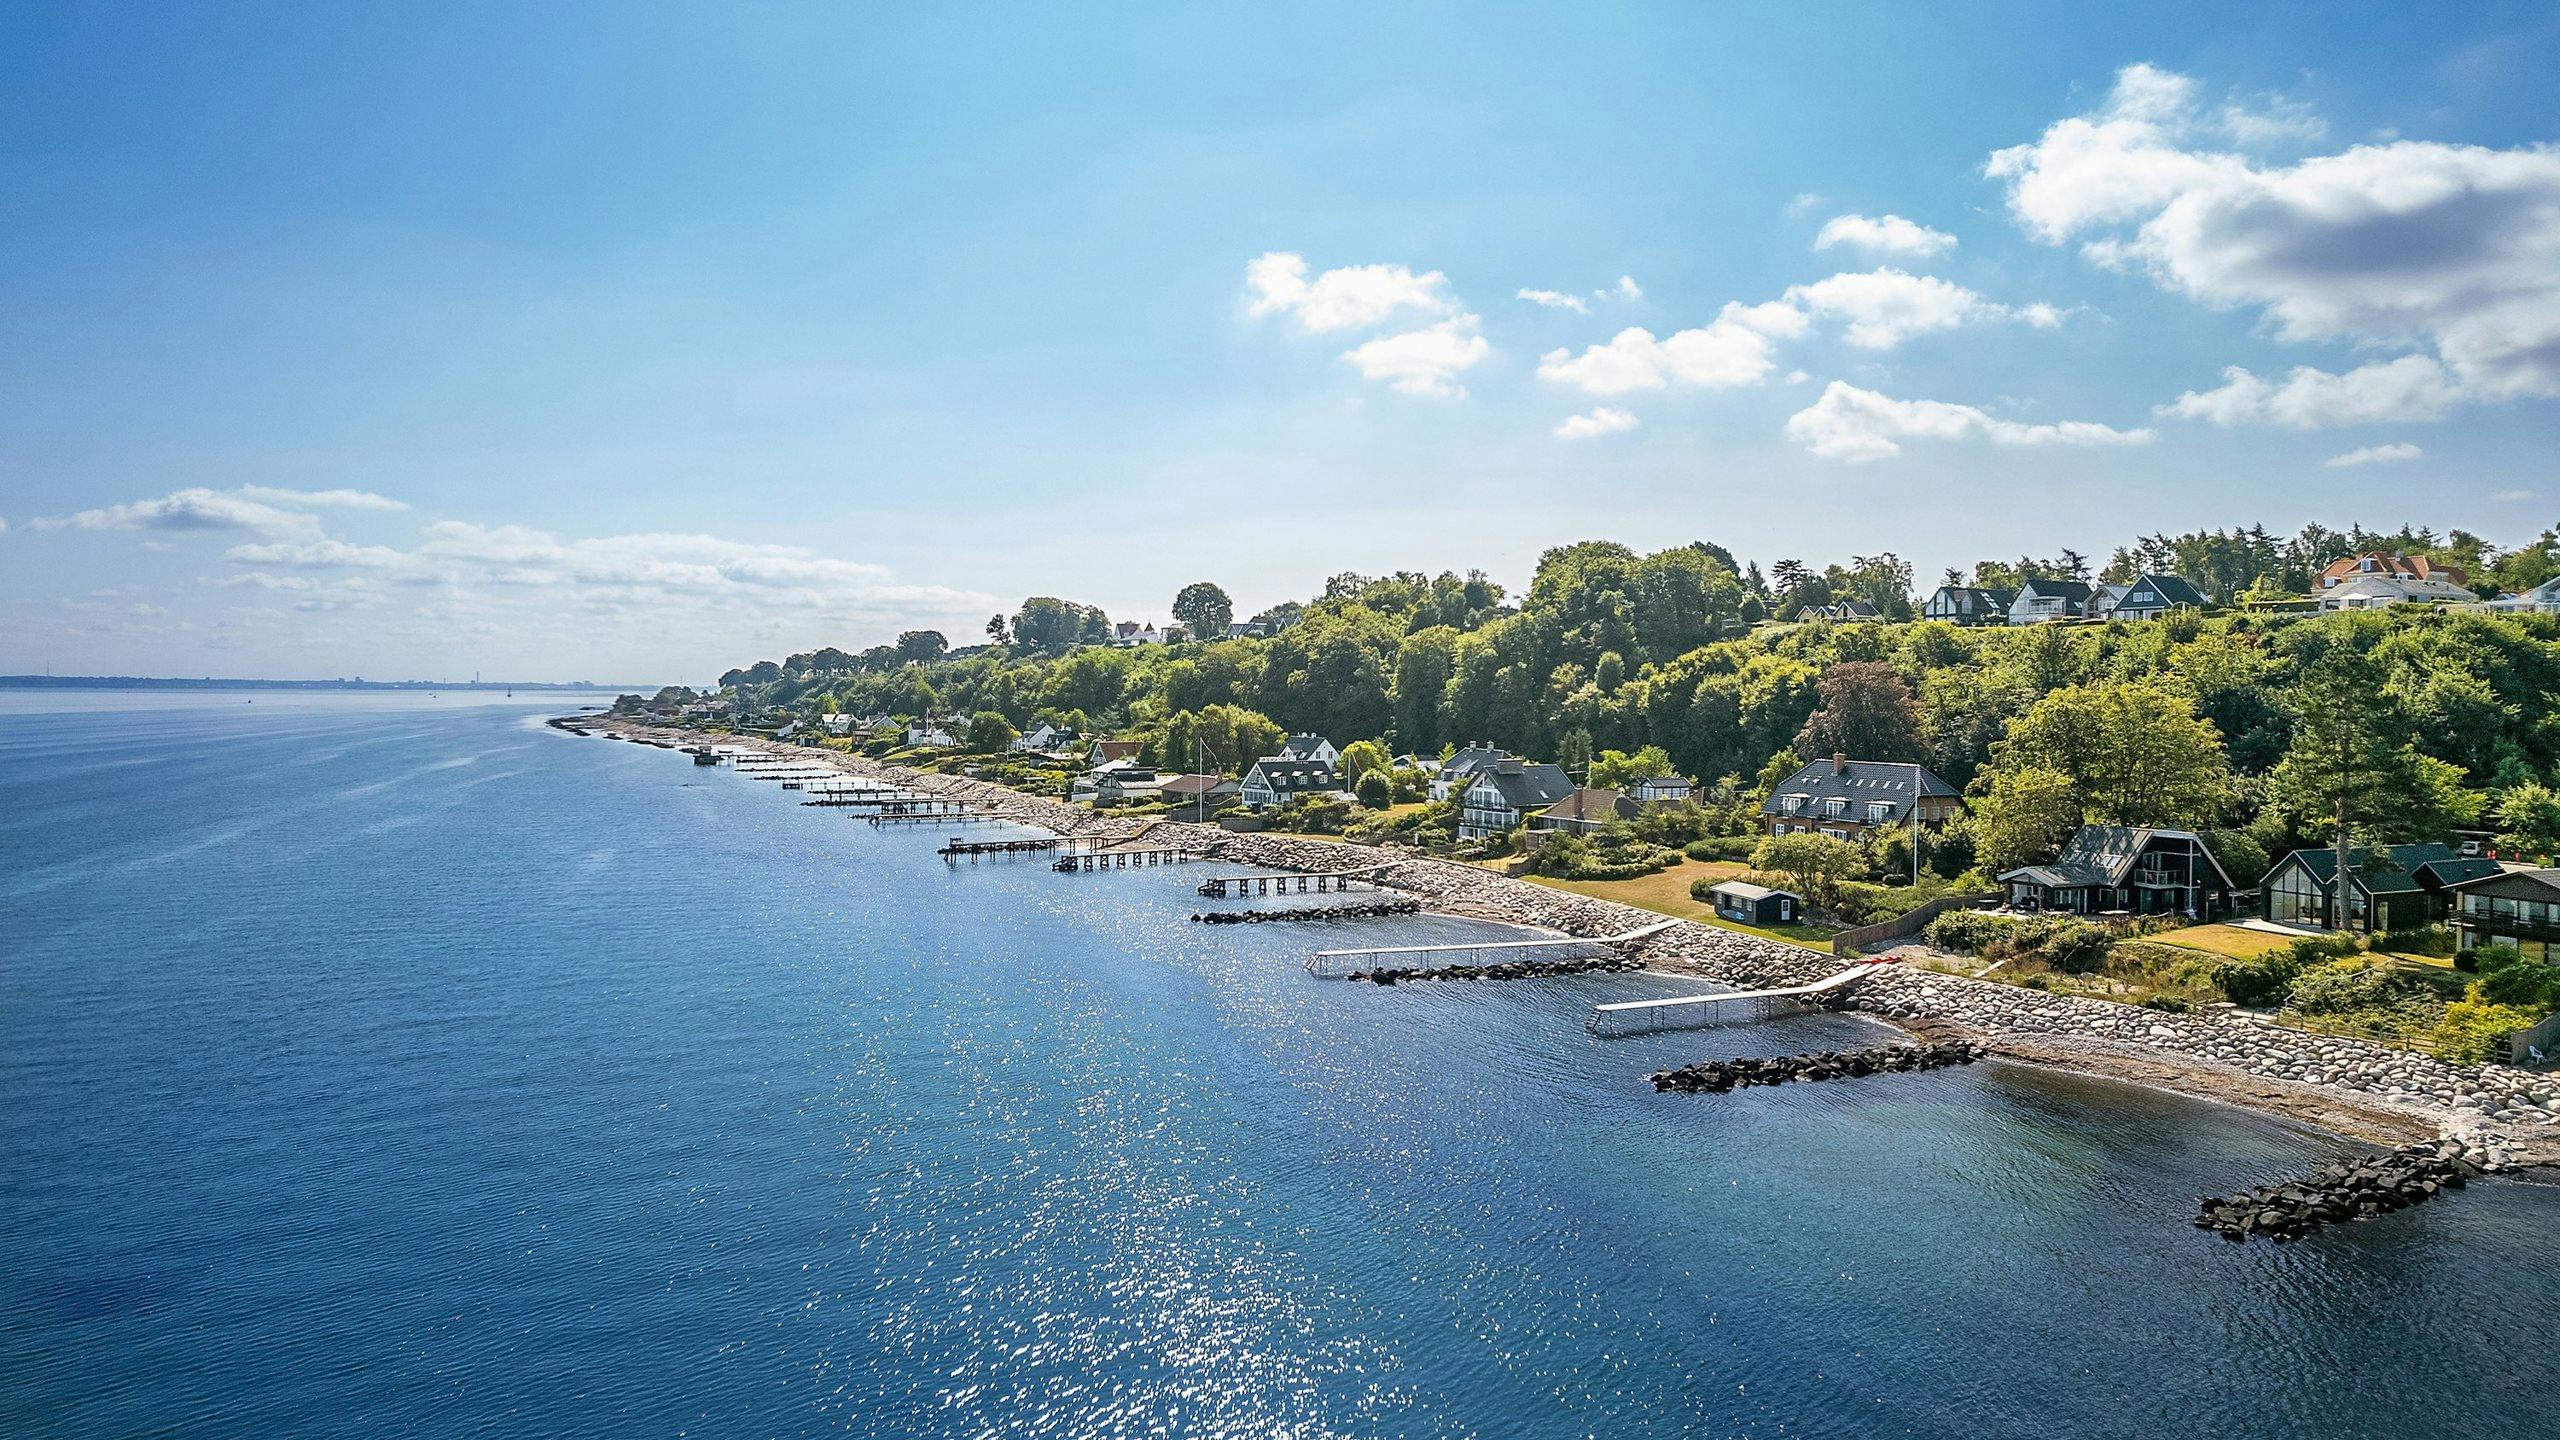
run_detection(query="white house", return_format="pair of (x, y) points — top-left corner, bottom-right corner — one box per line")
(1630, 774), (1694, 803)
(1430, 744), (1511, 801)
(2318, 574), (2476, 611)
(2008, 579), (2096, 625)
(1277, 733), (1339, 767)
(904, 721), (957, 749)
(1010, 722), (1073, 753)
(820, 712), (855, 736)
(2484, 577), (2560, 616)
(1240, 756), (1339, 810)
(1456, 760), (1575, 841)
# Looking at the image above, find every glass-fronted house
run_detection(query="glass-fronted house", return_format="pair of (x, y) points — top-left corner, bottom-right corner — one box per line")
(2260, 844), (2502, 934)
(2450, 868), (2560, 966)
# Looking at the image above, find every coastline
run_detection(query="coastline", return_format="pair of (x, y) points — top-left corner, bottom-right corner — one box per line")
(572, 717), (2559, 1166)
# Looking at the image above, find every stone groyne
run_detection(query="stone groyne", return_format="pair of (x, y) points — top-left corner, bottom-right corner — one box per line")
(585, 721), (2558, 1164)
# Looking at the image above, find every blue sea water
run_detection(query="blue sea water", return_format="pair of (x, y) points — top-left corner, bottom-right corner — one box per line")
(4, 693), (2556, 1439)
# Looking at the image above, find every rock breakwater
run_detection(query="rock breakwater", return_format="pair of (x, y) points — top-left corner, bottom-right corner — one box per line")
(2194, 1140), (2490, 1242)
(1649, 1041), (1986, 1095)
(1191, 900), (1421, 924)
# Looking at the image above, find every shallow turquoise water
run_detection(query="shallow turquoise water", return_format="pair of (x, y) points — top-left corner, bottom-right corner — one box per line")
(3, 693), (2555, 1438)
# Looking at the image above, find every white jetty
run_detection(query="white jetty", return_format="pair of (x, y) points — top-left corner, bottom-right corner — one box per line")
(1586, 964), (1883, 1038)
(1307, 918), (1680, 978)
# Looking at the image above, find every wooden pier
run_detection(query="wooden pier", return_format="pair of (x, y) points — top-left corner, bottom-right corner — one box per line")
(1052, 847), (1193, 872)
(1196, 867), (1391, 898)
(941, 836), (1062, 859)
(1307, 918), (1680, 979)
(1585, 964), (1883, 1037)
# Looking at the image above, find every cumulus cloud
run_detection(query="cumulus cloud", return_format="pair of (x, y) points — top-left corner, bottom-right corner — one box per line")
(1814, 213), (1958, 257)
(1989, 62), (2560, 409)
(1612, 275), (1643, 300)
(1340, 317), (1490, 397)
(2323, 442), (2425, 467)
(1783, 269), (1982, 349)
(2158, 355), (2461, 427)
(27, 484), (407, 538)
(1537, 302), (1806, 396)
(1555, 407), (1639, 440)
(1785, 381), (2153, 462)
(1245, 252), (1454, 332)
(225, 538), (414, 569)
(1517, 288), (1591, 313)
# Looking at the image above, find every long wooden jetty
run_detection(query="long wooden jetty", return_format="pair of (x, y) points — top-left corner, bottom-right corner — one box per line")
(1586, 964), (1883, 1038)
(1196, 867), (1391, 898)
(941, 836), (1062, 859)
(1307, 918), (1680, 979)
(1053, 847), (1192, 872)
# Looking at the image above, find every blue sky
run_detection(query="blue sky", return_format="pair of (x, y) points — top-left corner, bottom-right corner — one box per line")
(3, 2), (2555, 682)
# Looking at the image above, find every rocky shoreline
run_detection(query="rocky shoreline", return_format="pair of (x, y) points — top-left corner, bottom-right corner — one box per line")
(577, 719), (2559, 1172)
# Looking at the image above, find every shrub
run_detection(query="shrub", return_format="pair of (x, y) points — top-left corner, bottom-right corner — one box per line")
(2470, 945), (2560, 1012)
(1353, 769), (1393, 809)
(2140, 995), (2189, 1013)
(2431, 988), (2546, 1063)
(2039, 918), (2115, 974)
(1923, 910), (2019, 955)
(2211, 950), (2306, 1006)
(1684, 835), (1758, 863)
(2284, 959), (2427, 1016)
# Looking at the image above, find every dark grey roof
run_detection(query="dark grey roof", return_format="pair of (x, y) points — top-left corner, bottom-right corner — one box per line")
(1279, 733), (1332, 758)
(1246, 756), (1337, 791)
(1438, 745), (1511, 783)
(2274, 844), (2504, 896)
(2001, 825), (2234, 890)
(1467, 761), (1574, 811)
(1926, 586), (2015, 614)
(2017, 578), (2095, 604)
(2122, 573), (2206, 608)
(2451, 866), (2560, 900)
(1759, 758), (1959, 822)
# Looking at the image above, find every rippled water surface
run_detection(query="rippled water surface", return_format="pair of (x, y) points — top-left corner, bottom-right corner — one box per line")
(5, 693), (2556, 1438)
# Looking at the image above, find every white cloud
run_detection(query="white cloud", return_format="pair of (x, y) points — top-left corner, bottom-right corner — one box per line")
(1340, 316), (1490, 397)
(1785, 380), (2154, 462)
(1517, 288), (1591, 313)
(2323, 442), (2425, 467)
(1555, 407), (1639, 440)
(1814, 213), (1958, 257)
(1245, 252), (1455, 333)
(1786, 192), (1824, 216)
(1783, 268), (1992, 349)
(2158, 355), (2461, 427)
(1990, 63), (2560, 406)
(2492, 488), (2537, 502)
(235, 486), (408, 512)
(1537, 301), (1807, 396)
(225, 538), (414, 569)
(1613, 275), (1643, 301)
(0, 515), (9, 535)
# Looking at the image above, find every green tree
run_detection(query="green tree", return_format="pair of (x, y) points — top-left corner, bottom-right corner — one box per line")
(1793, 661), (1925, 762)
(1337, 739), (1391, 788)
(2270, 647), (2478, 926)
(1391, 626), (1460, 753)
(1968, 765), (2083, 873)
(1011, 597), (1105, 652)
(2494, 781), (2560, 863)
(1589, 744), (1678, 792)
(895, 630), (949, 665)
(1994, 681), (2231, 827)
(1156, 705), (1286, 775)
(966, 711), (1018, 753)
(1749, 831), (1870, 915)
(1172, 582), (1234, 641)
(1353, 768), (1393, 809)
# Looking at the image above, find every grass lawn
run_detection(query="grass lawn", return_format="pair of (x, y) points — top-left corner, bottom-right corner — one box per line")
(2149, 923), (2296, 960)
(1516, 858), (1839, 952)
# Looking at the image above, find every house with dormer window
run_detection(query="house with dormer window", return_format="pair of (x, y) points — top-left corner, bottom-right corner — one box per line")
(1760, 755), (1960, 841)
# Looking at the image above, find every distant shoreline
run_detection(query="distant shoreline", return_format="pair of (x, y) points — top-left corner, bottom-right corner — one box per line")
(0, 675), (647, 693)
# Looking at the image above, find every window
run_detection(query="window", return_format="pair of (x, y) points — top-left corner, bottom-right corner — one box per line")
(1866, 802), (1893, 823)
(1822, 799), (1847, 818)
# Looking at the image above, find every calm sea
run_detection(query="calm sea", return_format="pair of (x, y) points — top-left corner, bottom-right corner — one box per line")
(4, 692), (2555, 1439)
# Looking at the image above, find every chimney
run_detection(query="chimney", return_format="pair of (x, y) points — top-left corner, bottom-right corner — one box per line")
(1832, 753), (1848, 774)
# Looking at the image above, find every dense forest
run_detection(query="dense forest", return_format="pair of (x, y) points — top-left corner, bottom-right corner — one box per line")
(704, 521), (2560, 875)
